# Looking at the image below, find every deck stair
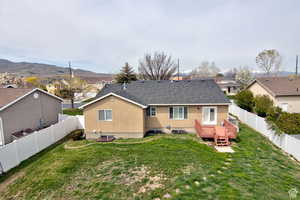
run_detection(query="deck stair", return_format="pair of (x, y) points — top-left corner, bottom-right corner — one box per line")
(195, 119), (237, 147)
(214, 126), (230, 146)
(214, 136), (230, 146)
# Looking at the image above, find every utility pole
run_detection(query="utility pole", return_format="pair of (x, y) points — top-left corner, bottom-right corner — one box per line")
(177, 59), (180, 80)
(296, 55), (299, 76)
(68, 61), (74, 109)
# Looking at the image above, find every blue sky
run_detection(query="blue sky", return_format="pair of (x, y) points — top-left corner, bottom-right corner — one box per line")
(0, 0), (300, 73)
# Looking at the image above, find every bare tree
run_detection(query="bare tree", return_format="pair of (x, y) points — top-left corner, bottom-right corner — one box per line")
(190, 61), (220, 79)
(138, 52), (177, 80)
(256, 49), (282, 75)
(235, 66), (253, 89)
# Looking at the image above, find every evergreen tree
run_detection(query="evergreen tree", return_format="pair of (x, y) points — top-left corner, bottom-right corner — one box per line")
(115, 62), (137, 83)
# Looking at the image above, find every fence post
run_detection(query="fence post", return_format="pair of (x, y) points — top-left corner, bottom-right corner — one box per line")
(14, 140), (20, 165)
(255, 115), (258, 131)
(34, 131), (40, 153)
(50, 125), (55, 143)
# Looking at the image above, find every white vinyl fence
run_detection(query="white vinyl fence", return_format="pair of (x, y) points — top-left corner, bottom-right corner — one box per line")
(0, 115), (84, 174)
(229, 103), (300, 161)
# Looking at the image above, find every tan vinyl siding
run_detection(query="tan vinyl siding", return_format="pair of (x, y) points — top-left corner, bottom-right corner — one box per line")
(83, 96), (145, 138)
(83, 95), (229, 137)
(146, 105), (228, 133)
(276, 96), (300, 113)
(247, 82), (276, 102)
(248, 82), (300, 113)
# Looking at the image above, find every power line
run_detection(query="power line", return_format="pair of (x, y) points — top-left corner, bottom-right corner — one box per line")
(177, 59), (180, 80)
(296, 55), (298, 76)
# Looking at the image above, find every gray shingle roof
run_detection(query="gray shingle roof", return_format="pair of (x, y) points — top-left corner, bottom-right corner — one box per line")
(95, 79), (230, 106)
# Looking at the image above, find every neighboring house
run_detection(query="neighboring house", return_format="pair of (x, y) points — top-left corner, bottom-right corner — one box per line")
(80, 79), (231, 139)
(2, 84), (18, 88)
(216, 79), (240, 95)
(81, 76), (113, 90)
(45, 80), (65, 95)
(246, 77), (300, 113)
(0, 88), (63, 145)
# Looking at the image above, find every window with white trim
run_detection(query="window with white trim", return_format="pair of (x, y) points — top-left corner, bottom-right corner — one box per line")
(280, 103), (288, 112)
(99, 109), (112, 121)
(150, 107), (156, 116)
(202, 107), (217, 125)
(169, 106), (188, 120)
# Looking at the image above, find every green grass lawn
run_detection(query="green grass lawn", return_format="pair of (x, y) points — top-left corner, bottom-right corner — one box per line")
(62, 108), (83, 116)
(1, 124), (300, 200)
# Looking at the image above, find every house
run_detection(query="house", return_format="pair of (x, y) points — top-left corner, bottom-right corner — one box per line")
(80, 76), (113, 90)
(0, 88), (63, 145)
(216, 79), (240, 95)
(45, 80), (62, 95)
(2, 84), (18, 88)
(246, 76), (300, 113)
(79, 79), (231, 139)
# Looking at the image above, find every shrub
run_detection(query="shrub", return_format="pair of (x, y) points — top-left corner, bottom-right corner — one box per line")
(63, 108), (83, 116)
(254, 95), (274, 117)
(82, 97), (95, 103)
(266, 107), (300, 135)
(69, 129), (84, 140)
(226, 95), (236, 100)
(266, 106), (282, 122)
(275, 113), (300, 135)
(235, 90), (254, 112)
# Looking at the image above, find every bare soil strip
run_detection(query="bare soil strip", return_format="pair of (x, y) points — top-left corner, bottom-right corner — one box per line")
(0, 171), (25, 193)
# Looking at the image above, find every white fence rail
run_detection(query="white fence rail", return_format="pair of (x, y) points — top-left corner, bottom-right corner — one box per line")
(0, 115), (84, 174)
(229, 104), (300, 161)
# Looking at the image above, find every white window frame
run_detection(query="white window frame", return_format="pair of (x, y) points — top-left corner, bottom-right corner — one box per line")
(202, 106), (217, 125)
(171, 106), (185, 120)
(150, 106), (156, 117)
(280, 103), (288, 112)
(98, 109), (112, 121)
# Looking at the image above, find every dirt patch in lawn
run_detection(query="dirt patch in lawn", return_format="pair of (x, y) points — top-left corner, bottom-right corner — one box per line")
(137, 174), (165, 193)
(182, 164), (196, 175)
(0, 171), (25, 193)
(97, 159), (167, 194)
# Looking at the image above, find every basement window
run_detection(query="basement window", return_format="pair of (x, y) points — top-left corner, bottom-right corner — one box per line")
(99, 109), (112, 121)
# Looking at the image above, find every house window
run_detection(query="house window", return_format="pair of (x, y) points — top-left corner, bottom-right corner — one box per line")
(150, 107), (156, 116)
(99, 109), (112, 121)
(280, 103), (288, 112)
(202, 107), (217, 125)
(169, 106), (188, 120)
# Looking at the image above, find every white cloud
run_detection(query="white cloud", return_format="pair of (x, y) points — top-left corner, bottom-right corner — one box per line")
(0, 0), (300, 73)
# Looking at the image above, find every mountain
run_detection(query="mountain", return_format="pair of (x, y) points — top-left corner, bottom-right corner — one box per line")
(253, 71), (295, 77)
(0, 59), (111, 78)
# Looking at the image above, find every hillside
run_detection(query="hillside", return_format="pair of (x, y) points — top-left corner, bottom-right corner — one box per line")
(0, 59), (111, 78)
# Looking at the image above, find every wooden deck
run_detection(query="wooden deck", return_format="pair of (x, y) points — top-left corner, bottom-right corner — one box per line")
(195, 119), (238, 146)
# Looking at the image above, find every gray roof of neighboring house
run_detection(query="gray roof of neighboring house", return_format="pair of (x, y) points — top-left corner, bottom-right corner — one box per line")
(0, 88), (33, 108)
(94, 79), (230, 106)
(0, 88), (63, 111)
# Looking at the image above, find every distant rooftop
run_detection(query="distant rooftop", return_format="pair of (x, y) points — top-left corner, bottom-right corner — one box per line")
(80, 76), (113, 84)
